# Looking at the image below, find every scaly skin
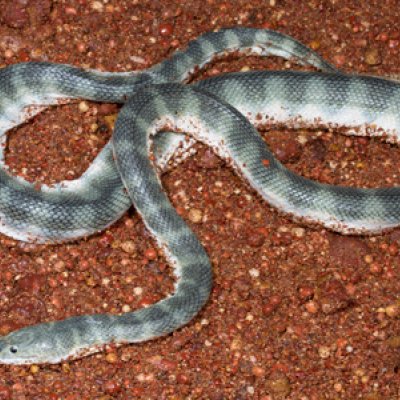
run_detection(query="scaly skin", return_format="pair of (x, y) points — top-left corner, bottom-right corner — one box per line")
(0, 28), (399, 365)
(0, 27), (338, 242)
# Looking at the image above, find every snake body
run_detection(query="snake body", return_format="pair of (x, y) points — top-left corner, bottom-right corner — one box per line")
(0, 28), (399, 364)
(0, 27), (338, 243)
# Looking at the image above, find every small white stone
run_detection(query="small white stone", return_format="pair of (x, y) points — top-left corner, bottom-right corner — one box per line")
(91, 1), (104, 11)
(78, 101), (89, 112)
(122, 304), (131, 313)
(346, 345), (354, 353)
(318, 345), (331, 359)
(297, 135), (308, 145)
(247, 386), (255, 394)
(188, 208), (202, 223)
(246, 313), (254, 321)
(292, 227), (305, 238)
(249, 268), (260, 278)
(133, 287), (143, 296)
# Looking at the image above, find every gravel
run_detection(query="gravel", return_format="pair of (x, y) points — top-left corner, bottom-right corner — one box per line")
(0, 0), (399, 398)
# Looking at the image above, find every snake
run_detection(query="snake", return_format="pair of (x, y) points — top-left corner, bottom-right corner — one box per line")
(0, 28), (399, 364)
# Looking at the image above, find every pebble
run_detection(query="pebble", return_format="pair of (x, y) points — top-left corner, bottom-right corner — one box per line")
(251, 365), (266, 377)
(4, 49), (14, 58)
(54, 260), (66, 272)
(17, 273), (46, 295)
(230, 338), (243, 351)
(364, 254), (373, 264)
(91, 1), (104, 12)
(144, 248), (157, 260)
(363, 392), (382, 400)
(333, 382), (343, 392)
(149, 356), (177, 371)
(104, 380), (121, 395)
(249, 268), (260, 278)
(319, 279), (352, 314)
(266, 375), (291, 396)
(385, 303), (400, 318)
(272, 137), (302, 163)
(247, 230), (265, 247)
(133, 287), (143, 296)
(76, 42), (87, 53)
(386, 336), (400, 348)
(247, 386), (255, 395)
(120, 240), (136, 254)
(333, 54), (346, 66)
(262, 298), (281, 316)
(78, 101), (90, 113)
(30, 365), (40, 374)
(305, 301), (318, 314)
(0, 385), (11, 400)
(104, 114), (118, 130)
(308, 138), (327, 162)
(369, 262), (382, 275)
(318, 345), (331, 359)
(158, 23), (174, 37)
(105, 352), (119, 364)
(199, 149), (221, 169)
(65, 6), (77, 15)
(328, 234), (368, 267)
(298, 285), (314, 300)
(121, 304), (131, 313)
(188, 208), (203, 223)
(354, 38), (367, 47)
(90, 123), (99, 133)
(388, 243), (399, 256)
(364, 47), (382, 65)
(346, 345), (354, 353)
(308, 40), (320, 50)
(177, 373), (190, 384)
(291, 227), (305, 238)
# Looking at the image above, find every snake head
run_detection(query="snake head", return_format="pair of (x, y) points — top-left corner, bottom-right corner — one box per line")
(0, 324), (57, 365)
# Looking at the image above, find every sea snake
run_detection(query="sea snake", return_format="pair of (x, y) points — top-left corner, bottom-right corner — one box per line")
(0, 28), (399, 364)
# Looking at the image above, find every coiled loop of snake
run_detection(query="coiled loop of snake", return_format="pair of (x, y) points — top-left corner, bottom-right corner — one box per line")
(0, 28), (399, 364)
(0, 27), (338, 243)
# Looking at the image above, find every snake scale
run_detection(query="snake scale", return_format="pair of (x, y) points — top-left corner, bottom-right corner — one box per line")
(0, 27), (399, 364)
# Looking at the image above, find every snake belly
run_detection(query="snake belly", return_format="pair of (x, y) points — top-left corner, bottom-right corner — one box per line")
(0, 28), (400, 364)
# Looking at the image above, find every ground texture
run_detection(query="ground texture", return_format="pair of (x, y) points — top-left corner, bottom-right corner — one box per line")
(0, 0), (399, 399)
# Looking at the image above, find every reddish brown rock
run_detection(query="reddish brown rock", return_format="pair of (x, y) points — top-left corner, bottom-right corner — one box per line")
(199, 148), (221, 169)
(1, 2), (29, 28)
(328, 233), (369, 267)
(1, 0), (52, 28)
(0, 385), (11, 400)
(10, 295), (47, 323)
(308, 138), (327, 162)
(269, 134), (302, 163)
(318, 279), (353, 314)
(16, 273), (46, 294)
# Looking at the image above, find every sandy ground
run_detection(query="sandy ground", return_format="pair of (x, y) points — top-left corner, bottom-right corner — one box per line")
(0, 0), (399, 399)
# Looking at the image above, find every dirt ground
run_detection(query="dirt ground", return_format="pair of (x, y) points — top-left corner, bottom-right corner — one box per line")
(0, 0), (399, 399)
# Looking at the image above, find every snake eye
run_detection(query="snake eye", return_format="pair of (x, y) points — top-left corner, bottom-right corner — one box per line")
(10, 346), (18, 354)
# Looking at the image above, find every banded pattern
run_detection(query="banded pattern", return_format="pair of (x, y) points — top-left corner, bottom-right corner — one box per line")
(0, 28), (399, 364)
(0, 27), (337, 243)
